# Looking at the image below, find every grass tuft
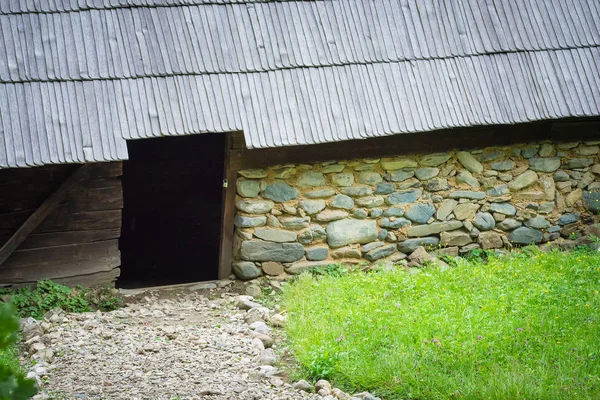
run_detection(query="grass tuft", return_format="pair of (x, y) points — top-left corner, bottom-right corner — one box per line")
(282, 248), (600, 399)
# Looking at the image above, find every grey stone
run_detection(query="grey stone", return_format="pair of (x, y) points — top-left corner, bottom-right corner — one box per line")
(378, 229), (388, 241)
(254, 228), (297, 243)
(557, 141), (579, 150)
(374, 182), (394, 195)
(355, 196), (385, 208)
(539, 175), (556, 201)
(331, 194), (354, 210)
(521, 146), (538, 158)
(453, 203), (480, 220)
(364, 244), (396, 262)
(293, 380), (314, 392)
(300, 199), (326, 215)
(508, 171), (538, 191)
(448, 191), (485, 200)
(326, 219), (378, 248)
(528, 157), (561, 172)
(305, 246), (329, 261)
(315, 210), (349, 222)
(236, 200), (275, 214)
(426, 178), (450, 192)
(233, 262), (262, 280)
(420, 153), (452, 167)
(456, 170), (480, 188)
(577, 145), (600, 156)
(473, 212), (495, 231)
(370, 208), (384, 218)
(384, 207), (405, 217)
(487, 184), (510, 197)
(539, 143), (554, 157)
(341, 186), (373, 197)
(554, 170), (570, 182)
(359, 171), (383, 185)
(234, 215), (267, 228)
(331, 246), (361, 259)
(497, 218), (522, 231)
(280, 216), (310, 230)
(478, 231), (504, 249)
(489, 203), (517, 215)
(407, 221), (463, 237)
(436, 199), (458, 220)
(380, 157), (418, 170)
(286, 261), (332, 275)
(297, 171), (325, 187)
(479, 150), (505, 162)
(262, 261), (284, 276)
(567, 158), (594, 169)
(548, 226), (561, 233)
(236, 180), (261, 197)
(273, 167), (297, 179)
(298, 225), (327, 244)
(498, 173), (513, 182)
(440, 230), (472, 247)
(397, 237), (440, 253)
(262, 181), (298, 202)
(558, 212), (580, 226)
(332, 173), (355, 187)
(386, 189), (422, 205)
(361, 241), (385, 253)
(583, 191), (600, 212)
(457, 152), (483, 174)
(415, 167), (440, 181)
(405, 203), (436, 224)
(525, 216), (550, 229)
(508, 227), (543, 244)
(239, 169), (267, 179)
(490, 160), (516, 171)
(388, 169), (415, 182)
(304, 189), (336, 199)
(241, 240), (304, 262)
(353, 208), (369, 219)
(537, 202), (555, 214)
(379, 217), (412, 229)
(266, 215), (282, 228)
(321, 164), (345, 174)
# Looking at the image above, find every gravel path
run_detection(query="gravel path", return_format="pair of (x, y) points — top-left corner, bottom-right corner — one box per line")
(22, 289), (320, 400)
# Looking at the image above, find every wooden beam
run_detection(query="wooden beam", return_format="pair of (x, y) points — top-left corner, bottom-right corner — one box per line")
(0, 164), (88, 267)
(218, 133), (236, 280)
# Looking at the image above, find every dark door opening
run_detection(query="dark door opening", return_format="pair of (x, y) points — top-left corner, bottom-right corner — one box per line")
(118, 133), (226, 288)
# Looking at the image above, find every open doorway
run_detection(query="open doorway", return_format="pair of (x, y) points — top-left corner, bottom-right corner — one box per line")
(118, 133), (226, 288)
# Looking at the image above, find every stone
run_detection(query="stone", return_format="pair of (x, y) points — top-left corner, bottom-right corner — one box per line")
(384, 206), (405, 217)
(371, 208), (384, 218)
(355, 196), (384, 208)
(253, 228), (297, 243)
(578, 172), (595, 189)
(236, 200), (275, 214)
(404, 203), (435, 224)
(436, 199), (458, 220)
(556, 142), (579, 150)
(326, 219), (378, 248)
(478, 231), (504, 249)
(331, 194), (354, 210)
(381, 157), (418, 170)
(583, 191), (600, 212)
(566, 189), (582, 207)
(440, 230), (472, 247)
(386, 189), (422, 205)
(315, 210), (349, 222)
(293, 380), (313, 392)
(298, 225), (327, 244)
(525, 216), (550, 229)
(245, 283), (262, 297)
(508, 170), (538, 191)
(480, 149), (504, 162)
(331, 247), (361, 259)
(453, 203), (480, 220)
(299, 199), (326, 215)
(262, 181), (298, 202)
(353, 208), (369, 219)
(341, 186), (372, 197)
(490, 161), (516, 171)
(262, 261), (284, 276)
(407, 221), (463, 237)
(521, 146), (538, 158)
(537, 202), (555, 214)
(539, 175), (556, 201)
(266, 215), (282, 228)
(567, 158), (594, 169)
(297, 171), (325, 187)
(420, 153), (452, 167)
(489, 203), (516, 215)
(282, 204), (297, 215)
(457, 151), (483, 174)
(508, 227), (543, 244)
(285, 261), (332, 275)
(239, 169), (267, 179)
(321, 164), (345, 174)
(473, 212), (495, 231)
(273, 167), (297, 179)
(280, 216), (310, 230)
(528, 157), (561, 173)
(332, 173), (355, 187)
(554, 170), (570, 181)
(374, 182), (394, 195)
(233, 262), (262, 280)
(592, 164), (600, 175)
(415, 167), (440, 181)
(448, 191), (485, 200)
(558, 213), (580, 225)
(364, 244), (396, 261)
(304, 189), (336, 199)
(499, 173), (513, 182)
(315, 380), (332, 395)
(388, 169), (415, 182)
(426, 178), (450, 192)
(236, 180), (261, 197)
(359, 171), (383, 185)
(234, 215), (267, 228)
(497, 218), (522, 231)
(379, 217), (411, 229)
(576, 145), (600, 155)
(456, 170), (480, 188)
(518, 190), (545, 201)
(241, 241), (304, 262)
(539, 143), (554, 157)
(305, 246), (329, 261)
(361, 241), (384, 253)
(408, 246), (435, 265)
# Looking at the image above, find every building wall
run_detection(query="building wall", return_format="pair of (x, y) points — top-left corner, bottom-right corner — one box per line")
(231, 140), (600, 279)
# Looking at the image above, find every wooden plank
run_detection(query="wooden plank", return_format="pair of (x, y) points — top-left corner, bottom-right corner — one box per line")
(218, 133), (235, 280)
(5, 268), (121, 289)
(16, 229), (122, 251)
(36, 209), (122, 233)
(0, 257), (120, 284)
(0, 164), (88, 267)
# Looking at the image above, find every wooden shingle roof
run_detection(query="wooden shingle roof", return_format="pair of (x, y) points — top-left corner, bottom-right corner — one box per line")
(1, 0), (599, 168)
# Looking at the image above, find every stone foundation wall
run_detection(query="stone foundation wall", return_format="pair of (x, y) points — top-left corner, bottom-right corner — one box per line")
(231, 140), (600, 279)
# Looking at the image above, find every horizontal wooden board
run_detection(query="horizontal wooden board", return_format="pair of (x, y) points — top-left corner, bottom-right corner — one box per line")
(3, 268), (121, 289)
(15, 229), (122, 250)
(36, 210), (122, 233)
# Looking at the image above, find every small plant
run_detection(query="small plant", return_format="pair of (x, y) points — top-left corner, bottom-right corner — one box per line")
(309, 264), (349, 278)
(85, 286), (123, 312)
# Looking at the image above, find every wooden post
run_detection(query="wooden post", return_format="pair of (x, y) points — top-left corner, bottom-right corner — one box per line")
(0, 164), (88, 268)
(217, 133), (236, 280)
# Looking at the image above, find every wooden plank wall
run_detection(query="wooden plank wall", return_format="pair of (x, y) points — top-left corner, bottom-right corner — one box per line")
(0, 162), (123, 287)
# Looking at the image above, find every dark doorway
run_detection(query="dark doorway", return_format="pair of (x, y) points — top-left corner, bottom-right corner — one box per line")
(118, 133), (226, 288)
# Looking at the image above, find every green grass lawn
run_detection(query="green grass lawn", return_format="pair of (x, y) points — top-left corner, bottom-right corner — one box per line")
(282, 249), (600, 399)
(0, 345), (20, 375)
